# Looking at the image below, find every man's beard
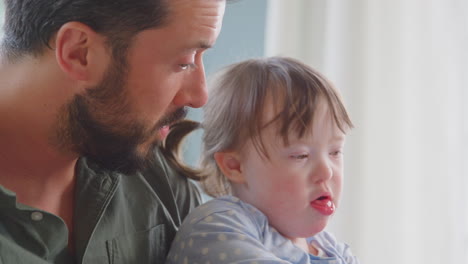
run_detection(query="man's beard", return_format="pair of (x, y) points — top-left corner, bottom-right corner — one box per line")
(53, 54), (187, 175)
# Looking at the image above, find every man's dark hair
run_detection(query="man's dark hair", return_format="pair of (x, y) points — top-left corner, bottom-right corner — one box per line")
(1, 0), (169, 60)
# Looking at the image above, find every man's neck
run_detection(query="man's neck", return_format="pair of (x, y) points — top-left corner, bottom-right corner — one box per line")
(0, 131), (78, 245)
(0, 137), (78, 212)
(1, 52), (83, 252)
(0, 54), (79, 214)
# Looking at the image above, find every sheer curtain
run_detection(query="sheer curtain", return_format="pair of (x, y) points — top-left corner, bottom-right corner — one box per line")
(266, 1), (468, 263)
(0, 2), (4, 36)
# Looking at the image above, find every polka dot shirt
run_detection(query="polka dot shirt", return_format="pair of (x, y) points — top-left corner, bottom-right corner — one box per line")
(166, 196), (359, 264)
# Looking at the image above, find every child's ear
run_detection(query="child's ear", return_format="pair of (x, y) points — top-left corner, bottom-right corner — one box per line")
(214, 152), (246, 184)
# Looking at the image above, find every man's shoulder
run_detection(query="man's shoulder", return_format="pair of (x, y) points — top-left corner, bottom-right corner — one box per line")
(76, 149), (202, 225)
(77, 148), (198, 197)
(73, 149), (202, 263)
(140, 147), (202, 205)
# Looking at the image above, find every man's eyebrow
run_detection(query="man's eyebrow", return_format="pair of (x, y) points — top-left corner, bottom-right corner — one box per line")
(196, 41), (212, 50)
(186, 41), (212, 51)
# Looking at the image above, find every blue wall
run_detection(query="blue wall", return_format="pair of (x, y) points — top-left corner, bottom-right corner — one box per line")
(204, 0), (268, 74)
(184, 0), (268, 165)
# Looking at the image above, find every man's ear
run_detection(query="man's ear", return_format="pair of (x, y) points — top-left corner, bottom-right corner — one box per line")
(214, 152), (246, 184)
(54, 21), (109, 84)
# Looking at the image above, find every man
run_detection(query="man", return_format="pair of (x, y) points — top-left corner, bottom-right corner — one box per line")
(0, 0), (226, 262)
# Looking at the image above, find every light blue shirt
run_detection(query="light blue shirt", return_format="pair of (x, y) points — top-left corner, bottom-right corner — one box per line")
(166, 196), (359, 264)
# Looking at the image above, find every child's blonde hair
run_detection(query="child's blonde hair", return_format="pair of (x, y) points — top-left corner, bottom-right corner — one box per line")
(161, 57), (353, 197)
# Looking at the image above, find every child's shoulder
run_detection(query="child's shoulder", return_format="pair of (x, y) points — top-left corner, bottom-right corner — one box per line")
(174, 195), (274, 244)
(182, 195), (266, 227)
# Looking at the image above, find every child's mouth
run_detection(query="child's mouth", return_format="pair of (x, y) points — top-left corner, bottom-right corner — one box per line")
(310, 195), (335, 216)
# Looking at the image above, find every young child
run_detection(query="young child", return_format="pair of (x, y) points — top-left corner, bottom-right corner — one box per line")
(163, 57), (359, 263)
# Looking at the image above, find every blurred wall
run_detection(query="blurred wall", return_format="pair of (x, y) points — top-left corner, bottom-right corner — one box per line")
(0, 1), (4, 36)
(184, 0), (268, 165)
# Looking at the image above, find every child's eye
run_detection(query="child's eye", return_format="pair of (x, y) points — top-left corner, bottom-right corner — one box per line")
(291, 154), (309, 160)
(330, 150), (343, 157)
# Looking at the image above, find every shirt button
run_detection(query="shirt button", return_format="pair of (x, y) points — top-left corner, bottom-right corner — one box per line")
(31, 211), (43, 221)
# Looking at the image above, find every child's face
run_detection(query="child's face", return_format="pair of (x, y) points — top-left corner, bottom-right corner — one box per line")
(234, 100), (345, 240)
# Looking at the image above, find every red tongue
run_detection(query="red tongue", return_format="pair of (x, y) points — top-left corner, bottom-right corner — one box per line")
(310, 198), (335, 216)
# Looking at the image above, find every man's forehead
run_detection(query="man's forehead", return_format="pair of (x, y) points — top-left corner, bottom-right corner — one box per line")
(169, 0), (226, 15)
(166, 0), (225, 44)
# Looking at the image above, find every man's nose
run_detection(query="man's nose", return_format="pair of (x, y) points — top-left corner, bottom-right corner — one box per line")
(173, 63), (208, 108)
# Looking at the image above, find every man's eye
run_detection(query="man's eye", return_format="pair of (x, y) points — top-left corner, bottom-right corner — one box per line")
(179, 64), (190, 70)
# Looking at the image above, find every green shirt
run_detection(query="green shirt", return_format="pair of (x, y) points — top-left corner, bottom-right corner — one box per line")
(0, 149), (202, 263)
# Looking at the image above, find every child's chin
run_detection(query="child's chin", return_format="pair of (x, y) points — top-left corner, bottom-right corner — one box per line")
(283, 223), (328, 239)
(304, 222), (328, 237)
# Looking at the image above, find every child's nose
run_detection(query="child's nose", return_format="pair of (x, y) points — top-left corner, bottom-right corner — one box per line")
(312, 159), (333, 183)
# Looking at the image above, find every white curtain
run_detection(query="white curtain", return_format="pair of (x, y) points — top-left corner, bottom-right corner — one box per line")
(0, 2), (4, 36)
(266, 1), (468, 264)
